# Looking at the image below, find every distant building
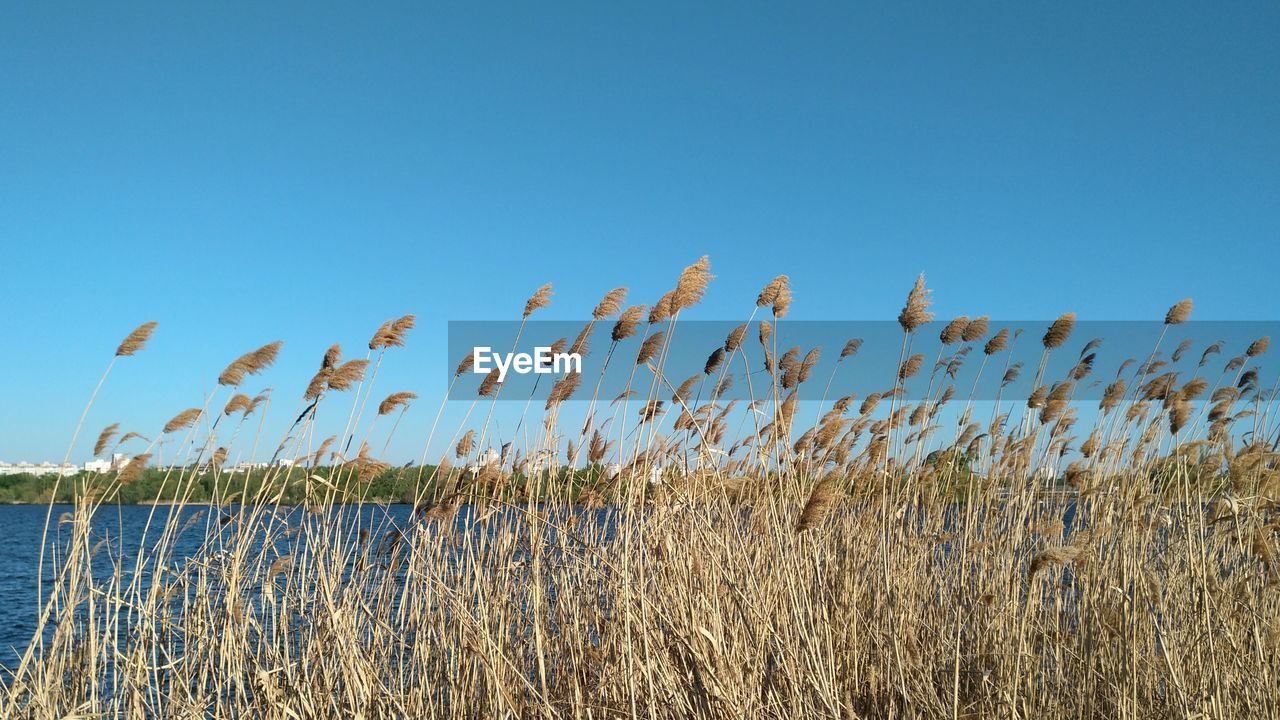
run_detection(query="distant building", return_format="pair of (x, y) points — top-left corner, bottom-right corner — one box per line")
(84, 458), (112, 473)
(467, 447), (501, 473)
(83, 453), (129, 474)
(649, 465), (664, 485)
(231, 461), (269, 473)
(0, 460), (79, 477)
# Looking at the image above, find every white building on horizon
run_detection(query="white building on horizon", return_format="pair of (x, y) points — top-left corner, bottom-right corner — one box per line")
(83, 453), (129, 474)
(0, 460), (79, 477)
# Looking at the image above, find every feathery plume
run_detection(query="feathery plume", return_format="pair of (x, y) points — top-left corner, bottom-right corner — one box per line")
(1165, 299), (1192, 325)
(940, 316), (968, 345)
(1199, 341), (1223, 367)
(378, 391), (418, 415)
(592, 288), (628, 320)
(898, 353), (924, 381)
(390, 314), (416, 345)
(326, 359), (370, 392)
(859, 393), (882, 415)
(756, 275), (785, 307)
(1171, 339), (1193, 363)
(218, 341), (284, 386)
(759, 320), (773, 346)
(209, 446), (228, 469)
(93, 423), (120, 457)
(897, 274), (934, 333)
(454, 350), (475, 378)
(304, 369), (330, 401)
(799, 347), (821, 384)
(545, 371), (582, 408)
(725, 323), (748, 352)
(117, 453), (151, 484)
(369, 320), (394, 350)
(611, 305), (646, 342)
(587, 428), (612, 464)
(962, 316), (990, 343)
(523, 284), (554, 318)
(1246, 336), (1270, 357)
(756, 274), (792, 318)
(649, 291), (675, 323)
(638, 400), (664, 422)
(115, 321), (158, 357)
(569, 324), (591, 357)
(1042, 313), (1075, 349)
(983, 328), (1009, 355)
(477, 368), (502, 397)
(671, 256), (712, 312)
(163, 408), (202, 434)
(224, 394), (253, 416)
(840, 338), (863, 360)
(636, 332), (665, 365)
(456, 430), (474, 458)
(672, 374), (700, 405)
(704, 347), (726, 375)
(322, 344), (342, 370)
(1029, 545), (1089, 577)
(797, 473), (841, 531)
(371, 314), (416, 350)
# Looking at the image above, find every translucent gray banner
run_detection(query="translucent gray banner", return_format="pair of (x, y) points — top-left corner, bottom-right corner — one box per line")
(446, 320), (1275, 402)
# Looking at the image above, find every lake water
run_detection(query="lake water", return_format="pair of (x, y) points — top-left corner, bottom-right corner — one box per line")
(0, 501), (623, 676)
(0, 502), (434, 674)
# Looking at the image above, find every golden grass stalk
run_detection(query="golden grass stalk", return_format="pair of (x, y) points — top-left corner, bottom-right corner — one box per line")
(92, 423), (119, 457)
(1041, 312), (1076, 349)
(218, 341), (284, 386)
(162, 408), (202, 434)
(671, 255), (712, 312)
(378, 391), (418, 416)
(523, 283), (554, 318)
(611, 305), (646, 342)
(592, 287), (628, 320)
(897, 273), (934, 332)
(116, 453), (151, 483)
(796, 472), (840, 531)
(1165, 298), (1193, 325)
(114, 321), (158, 357)
(326, 359), (370, 392)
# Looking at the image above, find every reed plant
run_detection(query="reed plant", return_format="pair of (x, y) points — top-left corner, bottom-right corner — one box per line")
(3, 261), (1278, 719)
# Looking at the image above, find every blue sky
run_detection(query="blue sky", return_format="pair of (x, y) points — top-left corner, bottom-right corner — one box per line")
(2, 1), (1278, 464)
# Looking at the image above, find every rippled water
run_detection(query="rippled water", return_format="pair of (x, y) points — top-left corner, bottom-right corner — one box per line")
(0, 502), (434, 674)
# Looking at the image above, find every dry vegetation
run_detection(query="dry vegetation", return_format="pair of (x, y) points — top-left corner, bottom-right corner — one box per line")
(4, 258), (1280, 719)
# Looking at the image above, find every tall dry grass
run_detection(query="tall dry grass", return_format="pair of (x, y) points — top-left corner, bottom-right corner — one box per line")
(3, 262), (1279, 719)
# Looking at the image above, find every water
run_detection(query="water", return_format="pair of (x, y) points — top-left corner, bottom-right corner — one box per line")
(0, 504), (82, 672)
(0, 501), (620, 677)
(0, 502), (430, 674)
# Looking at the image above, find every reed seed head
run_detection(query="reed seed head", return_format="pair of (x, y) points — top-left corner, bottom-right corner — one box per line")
(162, 408), (202, 434)
(1165, 298), (1193, 325)
(523, 284), (554, 319)
(897, 274), (934, 333)
(378, 391), (418, 415)
(1042, 313), (1076, 349)
(115, 321), (158, 357)
(671, 256), (712, 312)
(592, 287), (628, 320)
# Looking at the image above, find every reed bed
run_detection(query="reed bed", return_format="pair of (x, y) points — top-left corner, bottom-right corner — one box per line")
(3, 260), (1279, 719)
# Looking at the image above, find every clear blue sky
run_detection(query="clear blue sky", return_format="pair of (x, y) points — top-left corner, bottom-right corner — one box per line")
(2, 2), (1277, 464)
